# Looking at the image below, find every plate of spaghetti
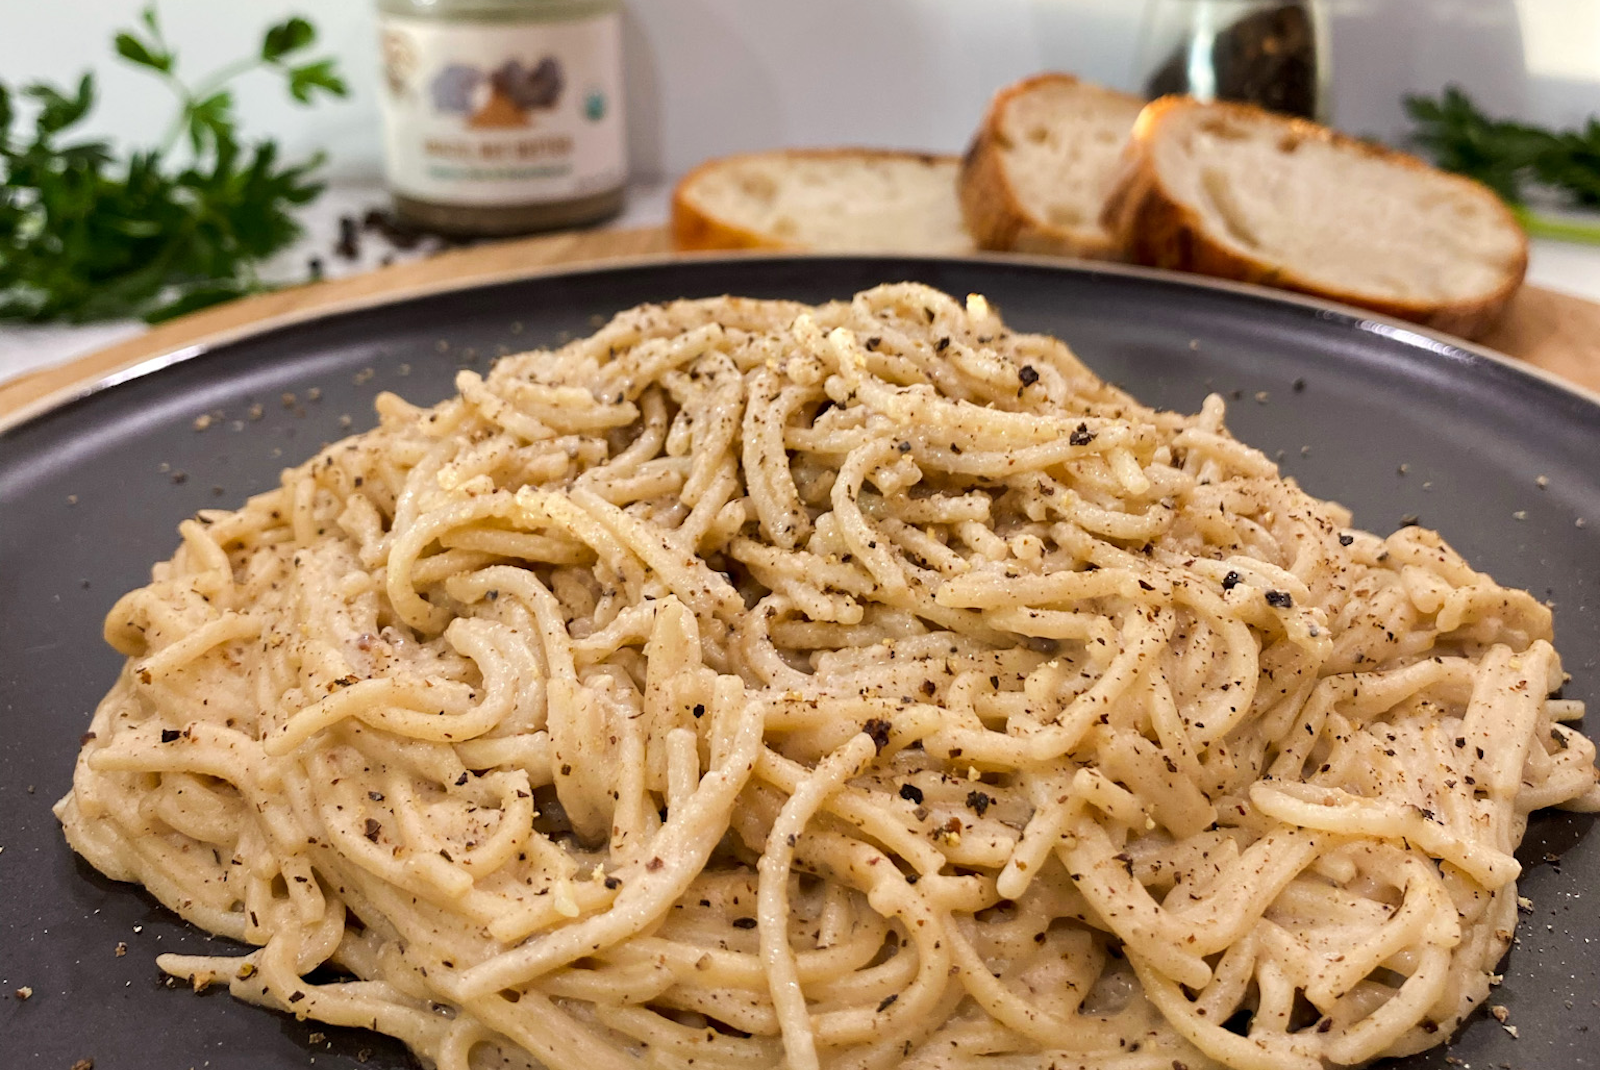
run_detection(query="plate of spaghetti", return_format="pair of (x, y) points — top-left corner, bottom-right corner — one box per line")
(2, 256), (1598, 1070)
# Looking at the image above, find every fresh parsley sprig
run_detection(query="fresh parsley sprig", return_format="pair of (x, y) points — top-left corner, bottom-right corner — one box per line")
(1406, 86), (1600, 245)
(0, 5), (347, 324)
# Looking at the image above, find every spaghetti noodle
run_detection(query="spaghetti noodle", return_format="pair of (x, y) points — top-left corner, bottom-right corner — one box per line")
(57, 283), (1599, 1069)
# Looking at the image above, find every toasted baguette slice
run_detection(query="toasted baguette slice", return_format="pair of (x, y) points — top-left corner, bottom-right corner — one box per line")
(959, 73), (1145, 258)
(671, 149), (973, 254)
(1102, 97), (1527, 339)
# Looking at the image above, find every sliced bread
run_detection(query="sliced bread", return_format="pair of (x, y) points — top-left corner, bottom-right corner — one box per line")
(1102, 97), (1527, 339)
(671, 149), (974, 254)
(959, 73), (1146, 258)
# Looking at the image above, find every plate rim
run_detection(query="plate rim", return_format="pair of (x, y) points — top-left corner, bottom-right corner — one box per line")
(4, 251), (1597, 438)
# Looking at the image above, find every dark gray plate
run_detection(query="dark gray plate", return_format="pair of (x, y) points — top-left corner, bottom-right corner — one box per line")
(2, 256), (1597, 1069)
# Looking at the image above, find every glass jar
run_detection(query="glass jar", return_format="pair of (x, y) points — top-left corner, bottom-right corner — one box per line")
(1135, 0), (1331, 122)
(375, 0), (627, 237)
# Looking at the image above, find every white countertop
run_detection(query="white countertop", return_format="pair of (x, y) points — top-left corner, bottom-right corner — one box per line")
(2, 180), (1597, 390)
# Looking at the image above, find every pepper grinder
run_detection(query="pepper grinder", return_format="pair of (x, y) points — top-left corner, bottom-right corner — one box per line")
(1135, 0), (1331, 122)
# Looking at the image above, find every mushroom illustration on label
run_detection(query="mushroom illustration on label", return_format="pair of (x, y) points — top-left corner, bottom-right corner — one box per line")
(426, 55), (565, 128)
(428, 62), (482, 113)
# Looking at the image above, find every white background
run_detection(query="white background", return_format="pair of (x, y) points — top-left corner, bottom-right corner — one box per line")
(2, 0), (1598, 382)
(1, 0), (1596, 184)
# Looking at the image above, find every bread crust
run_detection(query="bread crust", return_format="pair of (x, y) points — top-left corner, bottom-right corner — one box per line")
(1102, 97), (1528, 340)
(670, 148), (963, 252)
(959, 73), (1142, 260)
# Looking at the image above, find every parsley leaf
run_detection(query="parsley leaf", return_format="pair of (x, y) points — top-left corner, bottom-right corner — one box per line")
(114, 32), (174, 74)
(262, 17), (316, 63)
(0, 3), (347, 323)
(1406, 86), (1600, 244)
(287, 60), (348, 105)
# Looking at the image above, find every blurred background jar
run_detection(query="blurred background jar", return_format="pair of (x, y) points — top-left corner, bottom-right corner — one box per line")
(1136, 0), (1331, 121)
(375, 0), (627, 237)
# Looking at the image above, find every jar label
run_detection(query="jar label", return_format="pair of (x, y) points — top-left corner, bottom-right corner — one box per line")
(378, 13), (626, 206)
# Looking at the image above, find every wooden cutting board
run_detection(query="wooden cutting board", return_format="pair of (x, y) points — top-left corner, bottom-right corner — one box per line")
(3, 224), (1598, 421)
